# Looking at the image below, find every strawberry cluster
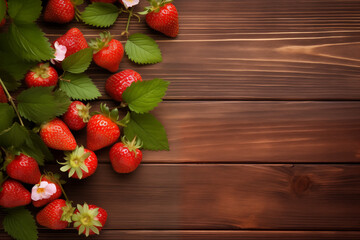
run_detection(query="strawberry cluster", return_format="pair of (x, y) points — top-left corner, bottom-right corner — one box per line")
(0, 0), (178, 239)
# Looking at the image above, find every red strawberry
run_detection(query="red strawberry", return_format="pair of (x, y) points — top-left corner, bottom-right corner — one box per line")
(110, 136), (143, 173)
(89, 31), (124, 72)
(36, 199), (74, 230)
(106, 69), (142, 102)
(92, 0), (116, 2)
(142, 1), (179, 37)
(44, 0), (75, 24)
(32, 175), (62, 208)
(40, 118), (77, 151)
(24, 63), (58, 88)
(0, 179), (31, 208)
(0, 85), (7, 103)
(54, 28), (88, 58)
(59, 146), (98, 179)
(6, 153), (41, 184)
(72, 203), (107, 236)
(86, 104), (124, 151)
(63, 101), (91, 131)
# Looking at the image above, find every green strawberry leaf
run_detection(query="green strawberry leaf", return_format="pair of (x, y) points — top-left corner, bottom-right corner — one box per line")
(81, 2), (119, 28)
(53, 89), (72, 116)
(0, 71), (21, 91)
(17, 87), (61, 124)
(125, 33), (162, 64)
(0, 103), (15, 132)
(8, 22), (54, 62)
(8, 0), (42, 23)
(0, 122), (29, 148)
(21, 131), (48, 166)
(0, 0), (6, 22)
(62, 48), (93, 74)
(124, 112), (169, 151)
(27, 131), (54, 162)
(3, 207), (38, 240)
(59, 72), (101, 100)
(123, 78), (169, 114)
(0, 35), (35, 82)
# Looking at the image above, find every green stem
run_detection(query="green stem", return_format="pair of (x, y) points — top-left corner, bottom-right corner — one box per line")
(0, 78), (24, 126)
(58, 180), (70, 202)
(124, 7), (134, 37)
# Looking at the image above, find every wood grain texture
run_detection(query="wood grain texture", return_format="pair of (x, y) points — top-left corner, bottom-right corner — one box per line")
(40, 0), (360, 100)
(32, 164), (360, 230)
(70, 101), (360, 163)
(2, 230), (360, 240)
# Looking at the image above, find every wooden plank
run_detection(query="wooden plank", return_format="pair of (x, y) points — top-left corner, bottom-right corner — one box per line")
(71, 101), (360, 163)
(39, 0), (360, 100)
(2, 230), (360, 240)
(48, 164), (360, 230)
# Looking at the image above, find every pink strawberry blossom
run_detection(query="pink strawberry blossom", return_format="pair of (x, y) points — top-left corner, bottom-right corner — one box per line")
(50, 41), (67, 64)
(31, 181), (57, 201)
(121, 0), (139, 8)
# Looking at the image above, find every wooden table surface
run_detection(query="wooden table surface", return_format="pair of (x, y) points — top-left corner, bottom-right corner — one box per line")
(3, 0), (360, 239)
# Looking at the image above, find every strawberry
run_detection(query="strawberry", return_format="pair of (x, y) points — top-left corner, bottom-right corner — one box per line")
(110, 136), (143, 173)
(87, 104), (127, 151)
(6, 153), (41, 184)
(0, 85), (7, 103)
(89, 31), (124, 72)
(72, 203), (107, 236)
(40, 118), (77, 151)
(54, 28), (88, 58)
(24, 63), (58, 88)
(63, 101), (91, 131)
(0, 179), (31, 208)
(59, 146), (98, 179)
(141, 1), (179, 38)
(32, 175), (62, 208)
(36, 199), (74, 230)
(106, 69), (142, 102)
(91, 0), (116, 2)
(43, 0), (75, 24)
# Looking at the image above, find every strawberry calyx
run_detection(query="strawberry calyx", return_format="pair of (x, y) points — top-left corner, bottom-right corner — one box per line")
(59, 146), (90, 179)
(138, 0), (173, 14)
(122, 136), (142, 155)
(93, 103), (129, 127)
(71, 0), (83, 21)
(89, 32), (112, 54)
(72, 203), (102, 236)
(61, 201), (76, 223)
(1, 148), (21, 170)
(76, 103), (91, 123)
(31, 62), (51, 79)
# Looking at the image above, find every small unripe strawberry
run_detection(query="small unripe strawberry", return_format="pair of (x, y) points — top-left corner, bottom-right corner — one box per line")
(63, 101), (91, 131)
(24, 63), (58, 88)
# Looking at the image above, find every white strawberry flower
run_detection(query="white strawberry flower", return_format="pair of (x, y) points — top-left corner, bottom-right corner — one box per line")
(121, 0), (139, 9)
(50, 41), (67, 64)
(31, 181), (57, 201)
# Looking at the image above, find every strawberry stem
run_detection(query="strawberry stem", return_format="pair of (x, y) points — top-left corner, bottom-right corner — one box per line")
(0, 78), (24, 127)
(121, 7), (140, 37)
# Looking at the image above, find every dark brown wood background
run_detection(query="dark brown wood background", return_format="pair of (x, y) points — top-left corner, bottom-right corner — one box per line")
(2, 0), (360, 239)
